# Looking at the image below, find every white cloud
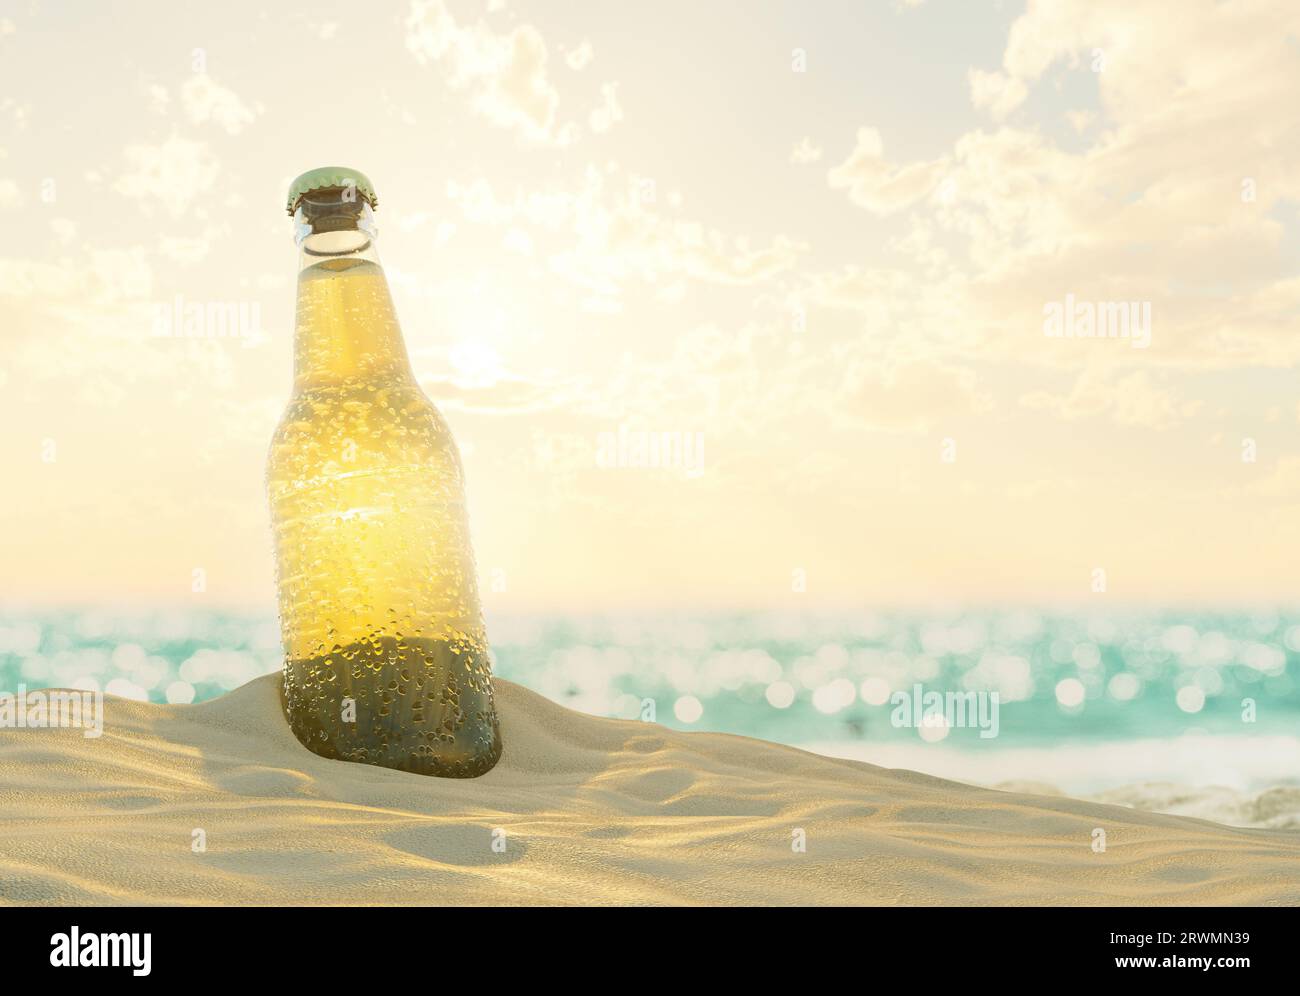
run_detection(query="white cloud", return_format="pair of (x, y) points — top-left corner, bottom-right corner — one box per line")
(817, 0), (1300, 372)
(158, 234), (213, 264)
(1020, 369), (1201, 430)
(113, 135), (219, 218)
(588, 82), (623, 134)
(790, 137), (823, 164)
(147, 85), (169, 115)
(565, 39), (593, 71)
(1242, 457), (1300, 500)
(502, 227), (532, 255)
(968, 68), (1026, 120)
(0, 258), (78, 299)
(0, 97), (27, 130)
(181, 74), (261, 135)
(405, 0), (568, 144)
(50, 218), (77, 244)
(1066, 109), (1095, 133)
(447, 168), (806, 309)
(828, 127), (948, 214)
(838, 357), (992, 432)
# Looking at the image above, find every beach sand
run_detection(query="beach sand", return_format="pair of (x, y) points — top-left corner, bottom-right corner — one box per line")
(2, 674), (1298, 906)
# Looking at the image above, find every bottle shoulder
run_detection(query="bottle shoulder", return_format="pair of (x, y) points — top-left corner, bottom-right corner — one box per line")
(267, 380), (462, 486)
(274, 378), (446, 423)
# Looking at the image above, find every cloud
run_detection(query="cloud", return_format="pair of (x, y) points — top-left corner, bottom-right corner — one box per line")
(421, 374), (557, 414)
(967, 68), (1026, 120)
(565, 40), (593, 71)
(1241, 457), (1300, 500)
(827, 127), (948, 214)
(1065, 109), (1095, 133)
(405, 0), (569, 144)
(567, 320), (816, 443)
(588, 82), (623, 134)
(838, 357), (992, 432)
(1020, 368), (1201, 430)
(790, 137), (822, 164)
(816, 0), (1300, 369)
(0, 237), (253, 409)
(0, 244), (152, 309)
(0, 258), (79, 300)
(158, 234), (214, 264)
(180, 74), (262, 135)
(113, 135), (219, 218)
(408, 339), (564, 415)
(446, 168), (806, 309)
(0, 177), (20, 209)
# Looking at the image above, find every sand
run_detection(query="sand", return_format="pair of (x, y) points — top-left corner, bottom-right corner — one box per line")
(1, 674), (1298, 906)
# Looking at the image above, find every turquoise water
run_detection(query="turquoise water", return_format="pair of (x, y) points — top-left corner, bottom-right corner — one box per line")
(2, 607), (1297, 795)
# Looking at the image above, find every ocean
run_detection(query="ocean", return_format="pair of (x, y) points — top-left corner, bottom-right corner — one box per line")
(2, 606), (1297, 823)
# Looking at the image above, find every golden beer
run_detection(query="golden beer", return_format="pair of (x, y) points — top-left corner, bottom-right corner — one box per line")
(267, 168), (501, 777)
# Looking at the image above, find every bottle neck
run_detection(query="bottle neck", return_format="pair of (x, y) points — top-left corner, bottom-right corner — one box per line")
(291, 195), (415, 392)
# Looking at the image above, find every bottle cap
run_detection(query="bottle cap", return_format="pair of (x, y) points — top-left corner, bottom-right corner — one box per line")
(286, 167), (378, 215)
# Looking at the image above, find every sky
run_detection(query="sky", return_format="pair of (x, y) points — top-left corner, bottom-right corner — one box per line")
(1, 0), (1299, 611)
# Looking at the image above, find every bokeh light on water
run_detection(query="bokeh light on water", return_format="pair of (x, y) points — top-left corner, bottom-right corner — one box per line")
(1, 606), (1297, 795)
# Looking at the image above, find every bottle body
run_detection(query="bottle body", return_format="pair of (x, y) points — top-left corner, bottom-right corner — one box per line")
(268, 251), (501, 777)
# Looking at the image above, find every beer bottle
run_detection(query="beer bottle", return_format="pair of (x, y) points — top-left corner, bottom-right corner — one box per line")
(267, 167), (502, 777)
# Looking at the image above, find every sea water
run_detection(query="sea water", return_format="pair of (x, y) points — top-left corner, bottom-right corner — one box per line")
(1, 607), (1297, 815)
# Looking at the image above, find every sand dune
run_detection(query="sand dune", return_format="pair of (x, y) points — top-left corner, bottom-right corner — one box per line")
(1, 674), (1298, 906)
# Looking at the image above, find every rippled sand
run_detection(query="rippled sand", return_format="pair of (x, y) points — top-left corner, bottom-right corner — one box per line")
(1, 674), (1298, 905)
